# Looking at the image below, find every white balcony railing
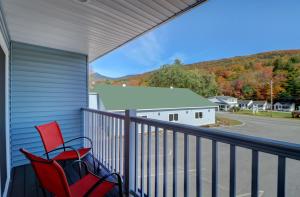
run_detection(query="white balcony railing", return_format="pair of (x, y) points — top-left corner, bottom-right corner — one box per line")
(82, 108), (300, 197)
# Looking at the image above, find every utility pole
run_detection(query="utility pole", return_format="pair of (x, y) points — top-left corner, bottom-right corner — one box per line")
(270, 79), (273, 117)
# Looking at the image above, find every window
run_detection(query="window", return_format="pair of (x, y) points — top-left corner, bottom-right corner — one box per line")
(174, 114), (178, 121)
(195, 112), (203, 119)
(169, 113), (178, 121)
(169, 114), (173, 121)
(141, 115), (147, 118)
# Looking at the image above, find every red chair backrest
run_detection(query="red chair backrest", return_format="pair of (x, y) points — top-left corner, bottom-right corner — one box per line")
(35, 121), (65, 153)
(20, 148), (71, 197)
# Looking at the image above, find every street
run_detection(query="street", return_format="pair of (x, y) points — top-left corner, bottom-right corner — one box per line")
(132, 113), (300, 197)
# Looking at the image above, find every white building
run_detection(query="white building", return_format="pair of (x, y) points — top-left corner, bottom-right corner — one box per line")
(89, 85), (218, 126)
(209, 96), (238, 111)
(238, 100), (253, 110)
(274, 102), (295, 112)
(251, 101), (269, 111)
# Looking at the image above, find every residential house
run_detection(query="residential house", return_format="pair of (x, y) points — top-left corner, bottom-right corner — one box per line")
(251, 101), (269, 111)
(238, 100), (253, 110)
(209, 96), (238, 111)
(90, 85), (218, 126)
(274, 102), (296, 112)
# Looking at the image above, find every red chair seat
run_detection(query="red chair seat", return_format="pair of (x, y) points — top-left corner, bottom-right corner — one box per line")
(70, 173), (115, 197)
(53, 147), (91, 161)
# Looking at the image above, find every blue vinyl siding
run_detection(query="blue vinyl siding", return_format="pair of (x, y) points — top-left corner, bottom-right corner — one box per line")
(0, 1), (10, 47)
(10, 42), (88, 167)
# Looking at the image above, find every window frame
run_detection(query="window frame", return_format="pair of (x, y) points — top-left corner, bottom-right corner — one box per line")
(169, 114), (174, 121)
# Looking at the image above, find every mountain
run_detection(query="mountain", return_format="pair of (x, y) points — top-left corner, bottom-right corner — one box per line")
(95, 49), (300, 100)
(90, 72), (138, 82)
(90, 72), (113, 81)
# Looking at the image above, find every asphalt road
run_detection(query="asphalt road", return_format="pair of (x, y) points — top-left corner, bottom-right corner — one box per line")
(131, 114), (300, 197)
(216, 112), (300, 144)
(100, 114), (300, 197)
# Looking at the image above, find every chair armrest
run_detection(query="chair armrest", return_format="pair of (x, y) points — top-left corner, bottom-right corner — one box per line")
(45, 146), (81, 160)
(64, 137), (93, 148)
(83, 173), (122, 197)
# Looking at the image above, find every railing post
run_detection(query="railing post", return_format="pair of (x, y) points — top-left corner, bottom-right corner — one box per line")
(124, 109), (136, 196)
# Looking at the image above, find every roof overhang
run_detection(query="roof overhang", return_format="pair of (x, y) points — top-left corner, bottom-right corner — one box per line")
(2, 0), (207, 62)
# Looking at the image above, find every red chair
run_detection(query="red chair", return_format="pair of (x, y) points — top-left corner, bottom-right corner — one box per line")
(20, 148), (122, 197)
(35, 121), (97, 172)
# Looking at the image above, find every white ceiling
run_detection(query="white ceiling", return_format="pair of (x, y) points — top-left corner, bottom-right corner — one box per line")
(3, 0), (206, 62)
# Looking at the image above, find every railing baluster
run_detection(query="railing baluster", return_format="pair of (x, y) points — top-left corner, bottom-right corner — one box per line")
(277, 156), (286, 197)
(155, 126), (159, 197)
(135, 122), (138, 193)
(115, 118), (118, 172)
(196, 137), (202, 197)
(111, 117), (114, 170)
(229, 145), (236, 197)
(104, 115), (106, 167)
(106, 116), (108, 167)
(163, 129), (168, 197)
(119, 119), (122, 175)
(95, 113), (98, 160)
(251, 150), (259, 197)
(141, 124), (145, 196)
(212, 140), (218, 197)
(184, 134), (190, 197)
(91, 112), (94, 159)
(147, 124), (152, 197)
(173, 131), (178, 197)
(101, 114), (104, 164)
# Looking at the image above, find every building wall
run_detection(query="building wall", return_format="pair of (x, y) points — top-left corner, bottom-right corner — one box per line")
(0, 3), (10, 195)
(10, 42), (88, 167)
(136, 107), (216, 126)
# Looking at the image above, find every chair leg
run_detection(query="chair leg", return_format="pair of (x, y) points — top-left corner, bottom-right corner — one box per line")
(116, 174), (123, 197)
(41, 187), (47, 197)
(91, 148), (97, 173)
(78, 162), (82, 179)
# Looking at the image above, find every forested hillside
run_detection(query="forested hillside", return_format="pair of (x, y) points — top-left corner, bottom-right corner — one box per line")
(96, 50), (300, 101)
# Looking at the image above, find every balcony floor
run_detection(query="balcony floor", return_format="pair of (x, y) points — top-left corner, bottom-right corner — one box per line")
(8, 155), (121, 197)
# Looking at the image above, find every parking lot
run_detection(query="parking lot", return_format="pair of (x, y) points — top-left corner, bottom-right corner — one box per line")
(134, 113), (300, 197)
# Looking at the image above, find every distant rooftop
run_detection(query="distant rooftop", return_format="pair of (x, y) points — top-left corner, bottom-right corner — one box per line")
(92, 85), (217, 111)
(238, 100), (252, 104)
(252, 101), (267, 105)
(209, 96), (236, 100)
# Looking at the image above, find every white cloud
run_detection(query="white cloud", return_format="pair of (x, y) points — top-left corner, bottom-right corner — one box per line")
(123, 32), (164, 67)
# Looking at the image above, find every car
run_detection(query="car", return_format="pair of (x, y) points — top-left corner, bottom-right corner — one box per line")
(292, 111), (300, 118)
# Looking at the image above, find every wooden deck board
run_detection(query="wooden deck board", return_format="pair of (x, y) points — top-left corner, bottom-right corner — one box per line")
(8, 156), (121, 197)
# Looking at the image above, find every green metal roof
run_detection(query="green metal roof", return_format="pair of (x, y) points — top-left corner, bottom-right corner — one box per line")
(92, 85), (217, 111)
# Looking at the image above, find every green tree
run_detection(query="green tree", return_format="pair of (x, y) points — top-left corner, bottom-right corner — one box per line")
(147, 60), (219, 97)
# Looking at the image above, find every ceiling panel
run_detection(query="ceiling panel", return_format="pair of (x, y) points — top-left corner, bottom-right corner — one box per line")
(3, 0), (206, 62)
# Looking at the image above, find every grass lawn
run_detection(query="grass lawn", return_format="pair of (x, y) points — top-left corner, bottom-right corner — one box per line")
(204, 116), (243, 127)
(234, 110), (293, 119)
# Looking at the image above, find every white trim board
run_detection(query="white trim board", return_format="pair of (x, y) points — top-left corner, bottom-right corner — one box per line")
(0, 23), (10, 197)
(109, 106), (219, 113)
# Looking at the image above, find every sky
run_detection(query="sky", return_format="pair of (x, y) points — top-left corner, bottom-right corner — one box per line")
(90, 0), (300, 78)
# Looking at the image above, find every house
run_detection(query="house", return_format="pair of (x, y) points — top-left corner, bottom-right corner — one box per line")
(208, 96), (238, 111)
(90, 85), (218, 126)
(274, 102), (296, 112)
(238, 100), (253, 109)
(251, 101), (269, 111)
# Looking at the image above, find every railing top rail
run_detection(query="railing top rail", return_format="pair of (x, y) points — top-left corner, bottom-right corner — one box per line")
(82, 108), (125, 119)
(130, 116), (300, 161)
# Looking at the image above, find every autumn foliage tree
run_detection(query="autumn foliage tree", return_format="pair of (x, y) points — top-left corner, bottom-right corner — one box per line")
(147, 59), (219, 97)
